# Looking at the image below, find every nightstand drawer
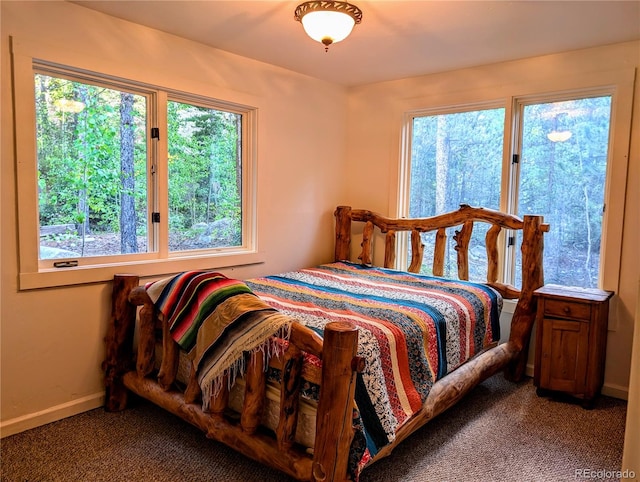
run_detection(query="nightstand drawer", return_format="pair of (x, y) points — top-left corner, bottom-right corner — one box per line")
(544, 298), (591, 320)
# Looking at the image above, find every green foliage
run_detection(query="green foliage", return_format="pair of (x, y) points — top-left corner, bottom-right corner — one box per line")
(409, 97), (612, 288)
(40, 80), (121, 213)
(410, 108), (503, 219)
(516, 97), (611, 287)
(36, 74), (148, 254)
(167, 100), (241, 250)
(35, 73), (243, 258)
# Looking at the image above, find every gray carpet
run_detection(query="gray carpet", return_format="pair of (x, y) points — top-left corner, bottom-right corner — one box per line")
(0, 376), (627, 482)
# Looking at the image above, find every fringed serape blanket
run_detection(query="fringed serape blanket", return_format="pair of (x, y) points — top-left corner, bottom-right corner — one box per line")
(145, 271), (292, 410)
(246, 261), (502, 478)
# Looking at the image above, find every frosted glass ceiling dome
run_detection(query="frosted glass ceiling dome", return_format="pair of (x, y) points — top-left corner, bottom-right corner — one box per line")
(294, 1), (363, 51)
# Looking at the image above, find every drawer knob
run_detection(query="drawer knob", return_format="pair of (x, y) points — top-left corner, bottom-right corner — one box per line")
(563, 307), (571, 314)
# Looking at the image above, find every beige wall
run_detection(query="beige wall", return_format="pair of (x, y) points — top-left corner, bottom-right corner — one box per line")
(344, 41), (640, 397)
(1, 1), (348, 433)
(1, 0), (638, 442)
(621, 55), (640, 479)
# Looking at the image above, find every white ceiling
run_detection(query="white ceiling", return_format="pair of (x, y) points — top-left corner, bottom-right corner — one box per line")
(72, 0), (640, 87)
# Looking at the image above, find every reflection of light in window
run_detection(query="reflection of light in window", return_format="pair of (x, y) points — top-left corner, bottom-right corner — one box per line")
(547, 130), (572, 142)
(54, 98), (85, 113)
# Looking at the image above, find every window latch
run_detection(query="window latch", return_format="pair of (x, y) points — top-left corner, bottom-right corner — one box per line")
(53, 260), (79, 268)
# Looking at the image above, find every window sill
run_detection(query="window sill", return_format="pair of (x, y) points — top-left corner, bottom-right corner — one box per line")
(19, 251), (265, 290)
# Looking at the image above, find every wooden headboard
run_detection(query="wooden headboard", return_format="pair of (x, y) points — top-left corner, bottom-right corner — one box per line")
(334, 204), (550, 381)
(335, 204), (549, 299)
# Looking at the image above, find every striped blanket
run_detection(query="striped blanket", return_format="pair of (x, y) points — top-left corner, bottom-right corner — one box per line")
(145, 271), (292, 410)
(246, 261), (502, 476)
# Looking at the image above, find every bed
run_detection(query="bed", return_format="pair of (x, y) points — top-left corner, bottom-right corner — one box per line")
(103, 205), (548, 481)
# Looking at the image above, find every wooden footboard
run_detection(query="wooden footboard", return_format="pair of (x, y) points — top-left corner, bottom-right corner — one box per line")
(104, 276), (363, 481)
(103, 205), (547, 482)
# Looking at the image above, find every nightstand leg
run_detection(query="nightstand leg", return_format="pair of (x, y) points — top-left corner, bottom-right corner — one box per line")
(581, 398), (595, 409)
(536, 387), (551, 398)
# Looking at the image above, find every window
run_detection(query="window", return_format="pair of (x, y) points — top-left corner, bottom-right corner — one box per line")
(407, 106), (505, 281)
(409, 107), (504, 281)
(403, 92), (614, 289)
(513, 96), (612, 289)
(35, 72), (150, 260)
(34, 68), (251, 264)
(13, 49), (260, 289)
(167, 99), (242, 253)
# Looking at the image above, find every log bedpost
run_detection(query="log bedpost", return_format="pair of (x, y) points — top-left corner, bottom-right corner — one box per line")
(276, 343), (303, 450)
(312, 322), (360, 482)
(485, 224), (502, 283)
(407, 229), (424, 273)
(104, 274), (139, 412)
(158, 317), (180, 391)
(136, 300), (156, 377)
(334, 206), (352, 262)
(210, 374), (230, 419)
(384, 230), (396, 269)
(505, 214), (546, 381)
(241, 351), (267, 434)
(359, 221), (374, 265)
(433, 228), (447, 277)
(184, 362), (202, 404)
(453, 220), (473, 280)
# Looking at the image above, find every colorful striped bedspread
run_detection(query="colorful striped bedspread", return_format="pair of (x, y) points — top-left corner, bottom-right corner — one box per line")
(246, 261), (502, 475)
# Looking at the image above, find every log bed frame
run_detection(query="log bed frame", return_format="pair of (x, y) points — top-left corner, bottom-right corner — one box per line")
(104, 205), (548, 481)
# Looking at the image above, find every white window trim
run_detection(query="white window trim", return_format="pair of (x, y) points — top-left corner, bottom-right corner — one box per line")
(11, 37), (264, 290)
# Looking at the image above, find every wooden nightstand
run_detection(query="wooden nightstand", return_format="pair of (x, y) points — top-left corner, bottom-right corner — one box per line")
(533, 284), (613, 408)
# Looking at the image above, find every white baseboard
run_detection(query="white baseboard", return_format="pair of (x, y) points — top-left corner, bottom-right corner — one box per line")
(524, 363), (628, 400)
(525, 363), (535, 378)
(602, 383), (629, 400)
(0, 392), (105, 438)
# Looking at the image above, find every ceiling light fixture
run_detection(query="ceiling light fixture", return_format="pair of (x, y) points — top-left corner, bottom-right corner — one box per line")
(294, 1), (363, 52)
